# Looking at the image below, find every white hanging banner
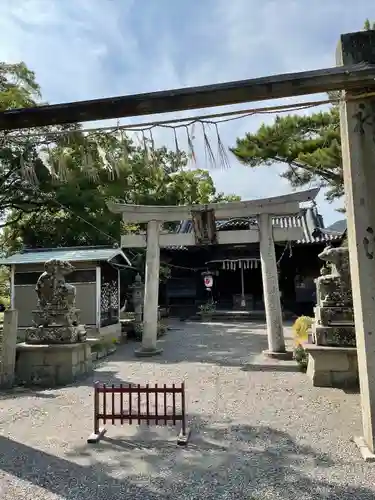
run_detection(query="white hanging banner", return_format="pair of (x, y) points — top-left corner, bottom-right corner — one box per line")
(209, 258), (259, 271)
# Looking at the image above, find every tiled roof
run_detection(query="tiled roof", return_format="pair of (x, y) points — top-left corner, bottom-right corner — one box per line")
(166, 207), (344, 250)
(0, 246), (131, 266)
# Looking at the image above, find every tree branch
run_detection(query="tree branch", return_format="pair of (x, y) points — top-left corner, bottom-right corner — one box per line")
(0, 211), (24, 228)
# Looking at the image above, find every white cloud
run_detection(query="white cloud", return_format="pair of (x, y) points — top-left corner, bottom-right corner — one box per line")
(1, 0), (373, 225)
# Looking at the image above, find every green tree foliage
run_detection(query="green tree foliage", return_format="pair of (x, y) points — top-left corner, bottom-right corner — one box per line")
(3, 134), (239, 252)
(231, 108), (343, 202)
(0, 62), (239, 253)
(231, 20), (375, 205)
(0, 62), (49, 224)
(0, 62), (41, 110)
(0, 266), (10, 307)
(0, 62), (80, 227)
(364, 19), (375, 30)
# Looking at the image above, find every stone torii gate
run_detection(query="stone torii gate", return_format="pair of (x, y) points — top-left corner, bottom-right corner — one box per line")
(108, 188), (319, 357)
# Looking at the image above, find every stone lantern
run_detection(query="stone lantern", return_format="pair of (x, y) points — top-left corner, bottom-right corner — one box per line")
(131, 273), (144, 327)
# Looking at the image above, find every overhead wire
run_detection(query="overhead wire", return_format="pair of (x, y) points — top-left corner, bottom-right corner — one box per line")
(5, 88), (375, 141)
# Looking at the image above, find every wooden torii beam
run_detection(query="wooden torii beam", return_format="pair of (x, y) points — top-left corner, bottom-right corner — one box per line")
(0, 61), (375, 130)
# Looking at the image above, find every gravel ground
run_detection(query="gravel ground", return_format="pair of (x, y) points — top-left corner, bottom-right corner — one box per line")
(0, 320), (374, 499)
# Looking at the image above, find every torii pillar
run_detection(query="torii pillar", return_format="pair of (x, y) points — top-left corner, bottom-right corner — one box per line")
(136, 220), (163, 356)
(259, 213), (288, 358)
(337, 30), (375, 460)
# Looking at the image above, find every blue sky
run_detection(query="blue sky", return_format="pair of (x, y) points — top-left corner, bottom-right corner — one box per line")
(0, 0), (374, 225)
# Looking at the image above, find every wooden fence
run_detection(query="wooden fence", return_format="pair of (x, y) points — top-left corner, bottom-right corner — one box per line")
(87, 381), (190, 445)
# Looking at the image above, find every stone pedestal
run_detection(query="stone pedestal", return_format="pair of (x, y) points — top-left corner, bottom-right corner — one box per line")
(16, 342), (92, 387)
(26, 321), (87, 345)
(305, 344), (358, 388)
(313, 325), (356, 347)
(307, 246), (358, 388)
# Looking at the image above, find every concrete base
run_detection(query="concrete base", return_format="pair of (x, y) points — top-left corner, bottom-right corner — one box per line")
(177, 428), (191, 446)
(16, 342), (92, 387)
(263, 350), (294, 360)
(304, 344), (358, 388)
(353, 436), (375, 462)
(134, 346), (163, 357)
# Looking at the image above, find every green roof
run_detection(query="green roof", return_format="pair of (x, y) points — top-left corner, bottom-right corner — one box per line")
(0, 247), (131, 266)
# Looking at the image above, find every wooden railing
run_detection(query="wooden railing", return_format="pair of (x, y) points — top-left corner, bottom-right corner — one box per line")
(87, 381), (190, 445)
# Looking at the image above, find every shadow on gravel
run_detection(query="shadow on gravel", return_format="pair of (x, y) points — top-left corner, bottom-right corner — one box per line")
(0, 388), (57, 401)
(0, 418), (374, 500)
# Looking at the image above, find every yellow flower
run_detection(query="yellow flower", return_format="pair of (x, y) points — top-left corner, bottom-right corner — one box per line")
(292, 316), (313, 346)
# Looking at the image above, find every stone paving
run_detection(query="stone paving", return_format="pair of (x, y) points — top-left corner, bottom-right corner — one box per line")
(0, 320), (375, 499)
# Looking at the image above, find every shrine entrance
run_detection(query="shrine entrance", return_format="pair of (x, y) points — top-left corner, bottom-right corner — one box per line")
(108, 188), (318, 358)
(208, 258), (263, 311)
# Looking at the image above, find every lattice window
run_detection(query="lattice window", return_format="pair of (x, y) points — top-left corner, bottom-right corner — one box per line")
(100, 263), (119, 327)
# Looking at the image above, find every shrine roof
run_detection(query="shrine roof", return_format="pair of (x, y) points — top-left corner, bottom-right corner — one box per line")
(166, 207), (344, 250)
(0, 246), (131, 267)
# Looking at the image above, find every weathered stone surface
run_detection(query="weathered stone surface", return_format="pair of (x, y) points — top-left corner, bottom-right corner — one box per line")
(315, 306), (354, 325)
(26, 324), (86, 345)
(131, 273), (144, 333)
(305, 344), (358, 388)
(25, 258), (87, 345)
(15, 342), (92, 387)
(306, 245), (358, 387)
(313, 245), (356, 348)
(313, 325), (356, 347)
(318, 245), (351, 288)
(315, 274), (352, 307)
(315, 245), (352, 307)
(0, 310), (18, 389)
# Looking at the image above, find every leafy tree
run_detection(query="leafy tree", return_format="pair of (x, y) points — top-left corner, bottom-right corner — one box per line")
(364, 19), (375, 30)
(0, 62), (41, 110)
(231, 21), (375, 206)
(0, 62), (81, 230)
(231, 108), (343, 202)
(0, 62), (239, 253)
(0, 62), (46, 224)
(0, 266), (10, 307)
(2, 132), (240, 253)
